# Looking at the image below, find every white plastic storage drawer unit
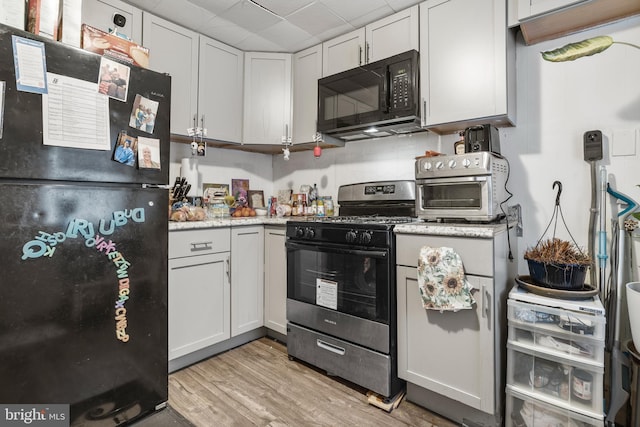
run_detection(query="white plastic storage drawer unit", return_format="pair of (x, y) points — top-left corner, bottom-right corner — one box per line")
(506, 388), (603, 427)
(506, 341), (604, 419)
(508, 300), (605, 365)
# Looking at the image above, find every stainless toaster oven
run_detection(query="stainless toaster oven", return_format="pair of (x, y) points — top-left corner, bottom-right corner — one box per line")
(415, 152), (509, 222)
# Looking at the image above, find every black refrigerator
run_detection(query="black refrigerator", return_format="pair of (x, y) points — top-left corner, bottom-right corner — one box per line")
(0, 24), (170, 425)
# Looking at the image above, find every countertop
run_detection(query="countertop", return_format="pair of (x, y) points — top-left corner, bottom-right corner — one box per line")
(169, 216), (511, 237)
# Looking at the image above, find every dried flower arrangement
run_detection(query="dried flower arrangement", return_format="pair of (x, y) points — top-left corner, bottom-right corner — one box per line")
(524, 238), (591, 266)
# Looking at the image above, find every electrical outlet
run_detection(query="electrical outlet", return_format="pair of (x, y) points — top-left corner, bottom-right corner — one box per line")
(508, 204), (523, 237)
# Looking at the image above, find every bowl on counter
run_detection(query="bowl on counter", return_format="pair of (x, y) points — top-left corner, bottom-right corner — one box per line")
(254, 207), (267, 216)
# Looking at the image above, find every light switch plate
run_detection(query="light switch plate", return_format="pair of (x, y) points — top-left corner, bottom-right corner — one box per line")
(611, 129), (636, 157)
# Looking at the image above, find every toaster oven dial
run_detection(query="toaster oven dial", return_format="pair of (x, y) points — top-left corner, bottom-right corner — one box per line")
(448, 159), (457, 168)
(422, 161), (432, 171)
(462, 158), (471, 168)
(435, 161), (444, 169)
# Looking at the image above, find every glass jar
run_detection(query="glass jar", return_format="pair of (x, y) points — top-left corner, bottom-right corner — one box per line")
(324, 196), (334, 217)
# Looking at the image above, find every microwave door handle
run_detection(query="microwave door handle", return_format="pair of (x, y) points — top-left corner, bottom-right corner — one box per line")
(381, 69), (389, 113)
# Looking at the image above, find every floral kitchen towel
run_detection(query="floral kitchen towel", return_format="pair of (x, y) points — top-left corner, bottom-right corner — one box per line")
(417, 246), (475, 312)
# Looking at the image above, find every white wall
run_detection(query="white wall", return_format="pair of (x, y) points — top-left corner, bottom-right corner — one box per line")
(272, 15), (640, 276)
(169, 141), (274, 198)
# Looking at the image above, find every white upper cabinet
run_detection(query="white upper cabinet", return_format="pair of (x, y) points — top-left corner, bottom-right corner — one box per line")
(243, 52), (292, 145)
(365, 5), (419, 64)
(142, 13), (243, 142)
(322, 5), (419, 77)
(142, 13), (199, 136)
(81, 0), (142, 43)
(420, 0), (515, 134)
(292, 44), (322, 144)
(322, 28), (365, 77)
(198, 36), (244, 143)
(516, 0), (585, 20)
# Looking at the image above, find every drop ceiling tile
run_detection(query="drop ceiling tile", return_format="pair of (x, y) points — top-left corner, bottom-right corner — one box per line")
(319, 0), (388, 22)
(200, 16), (255, 46)
(127, 0), (162, 10)
(349, 5), (394, 28)
(384, 0), (422, 12)
(235, 33), (284, 52)
(286, 2), (346, 37)
(218, 0), (283, 33)
(152, 0), (213, 30)
(258, 20), (315, 49)
(253, 0), (316, 17)
(187, 0), (239, 15)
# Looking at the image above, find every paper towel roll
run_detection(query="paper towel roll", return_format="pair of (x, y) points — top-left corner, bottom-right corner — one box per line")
(180, 158), (199, 197)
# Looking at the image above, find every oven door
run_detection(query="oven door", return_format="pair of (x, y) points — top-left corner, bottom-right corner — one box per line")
(286, 240), (392, 352)
(416, 176), (493, 221)
(286, 241), (390, 322)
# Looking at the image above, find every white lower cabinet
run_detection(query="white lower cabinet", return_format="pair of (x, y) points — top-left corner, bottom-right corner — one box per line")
(168, 228), (231, 361)
(264, 226), (287, 335)
(231, 226), (264, 336)
(396, 230), (515, 426)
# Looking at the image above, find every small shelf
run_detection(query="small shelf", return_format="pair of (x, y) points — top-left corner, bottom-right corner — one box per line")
(170, 134), (345, 155)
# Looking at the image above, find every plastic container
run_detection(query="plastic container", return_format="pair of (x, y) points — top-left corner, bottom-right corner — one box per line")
(627, 282), (640, 351)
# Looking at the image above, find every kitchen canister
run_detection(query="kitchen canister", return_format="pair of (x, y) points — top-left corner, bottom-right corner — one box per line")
(627, 282), (640, 350)
(572, 368), (593, 402)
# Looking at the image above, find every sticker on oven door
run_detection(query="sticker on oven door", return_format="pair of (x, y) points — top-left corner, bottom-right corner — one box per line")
(316, 278), (338, 310)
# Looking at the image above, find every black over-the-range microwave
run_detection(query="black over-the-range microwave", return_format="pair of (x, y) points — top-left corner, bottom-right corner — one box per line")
(317, 49), (422, 142)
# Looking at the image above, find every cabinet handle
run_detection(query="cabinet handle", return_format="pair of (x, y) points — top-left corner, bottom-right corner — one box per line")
(365, 41), (370, 64)
(358, 45), (363, 66)
(317, 339), (345, 356)
(226, 256), (231, 282)
(421, 98), (426, 126)
(190, 241), (213, 252)
(193, 114), (197, 129)
(481, 285), (489, 319)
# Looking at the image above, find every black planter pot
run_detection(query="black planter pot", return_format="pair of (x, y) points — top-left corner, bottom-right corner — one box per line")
(526, 259), (588, 290)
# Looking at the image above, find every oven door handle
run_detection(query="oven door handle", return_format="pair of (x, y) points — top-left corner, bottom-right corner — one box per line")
(286, 241), (388, 259)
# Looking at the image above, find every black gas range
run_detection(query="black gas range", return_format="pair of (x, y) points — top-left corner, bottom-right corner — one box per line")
(285, 180), (415, 398)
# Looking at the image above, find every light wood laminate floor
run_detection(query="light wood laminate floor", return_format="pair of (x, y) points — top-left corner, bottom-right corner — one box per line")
(168, 337), (457, 427)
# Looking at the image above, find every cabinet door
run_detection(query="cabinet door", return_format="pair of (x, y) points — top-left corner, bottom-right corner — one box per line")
(420, 0), (510, 128)
(198, 36), (244, 143)
(292, 44), (322, 144)
(516, 0), (585, 20)
(243, 52), (292, 145)
(231, 226), (264, 336)
(264, 226), (287, 335)
(365, 5), (419, 64)
(169, 252), (231, 360)
(396, 266), (496, 413)
(81, 0), (142, 43)
(142, 12), (198, 136)
(321, 28), (365, 76)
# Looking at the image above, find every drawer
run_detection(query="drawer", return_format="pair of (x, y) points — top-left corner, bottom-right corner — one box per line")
(506, 388), (603, 427)
(508, 322), (604, 366)
(507, 343), (604, 419)
(169, 228), (231, 259)
(396, 233), (493, 276)
(508, 299), (605, 342)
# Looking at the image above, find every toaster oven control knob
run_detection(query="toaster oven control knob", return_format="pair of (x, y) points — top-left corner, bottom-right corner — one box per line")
(345, 230), (357, 243)
(435, 161), (444, 169)
(422, 161), (432, 171)
(359, 231), (372, 244)
(448, 159), (457, 168)
(462, 158), (471, 168)
(304, 228), (315, 239)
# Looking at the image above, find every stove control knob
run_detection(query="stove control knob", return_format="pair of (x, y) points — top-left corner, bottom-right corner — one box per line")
(462, 158), (471, 168)
(359, 231), (372, 245)
(295, 227), (305, 238)
(304, 228), (315, 239)
(448, 159), (457, 169)
(345, 230), (357, 243)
